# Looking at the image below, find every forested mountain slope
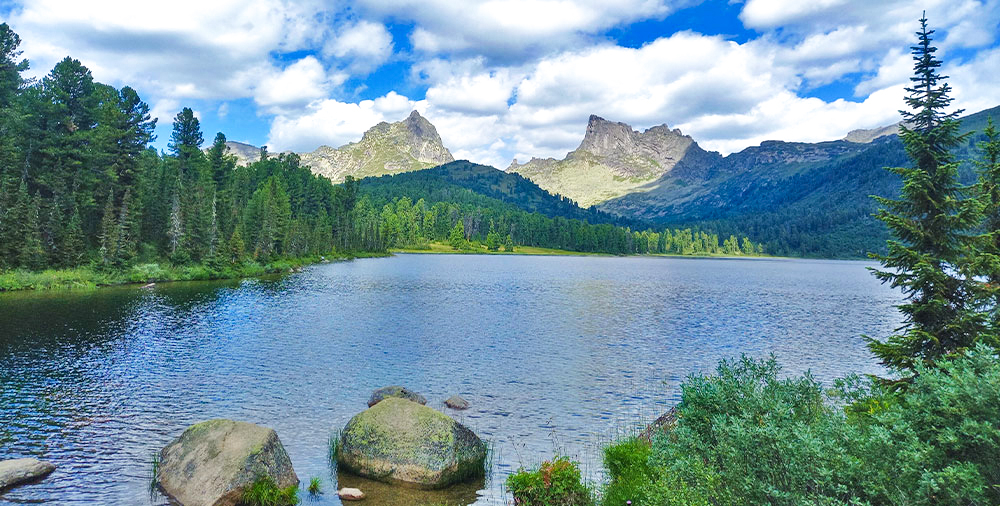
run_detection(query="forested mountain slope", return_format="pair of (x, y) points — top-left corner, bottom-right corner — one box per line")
(599, 106), (1000, 257)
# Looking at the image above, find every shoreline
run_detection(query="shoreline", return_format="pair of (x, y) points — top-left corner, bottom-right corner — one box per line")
(390, 241), (785, 260)
(0, 246), (847, 294)
(0, 252), (390, 293)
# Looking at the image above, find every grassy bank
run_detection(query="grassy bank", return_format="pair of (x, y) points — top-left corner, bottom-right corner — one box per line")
(0, 252), (386, 292)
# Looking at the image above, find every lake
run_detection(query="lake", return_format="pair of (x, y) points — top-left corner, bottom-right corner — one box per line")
(0, 254), (902, 505)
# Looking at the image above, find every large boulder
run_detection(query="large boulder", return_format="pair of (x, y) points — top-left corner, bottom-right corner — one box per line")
(368, 386), (427, 407)
(157, 419), (298, 506)
(337, 397), (487, 489)
(0, 458), (56, 491)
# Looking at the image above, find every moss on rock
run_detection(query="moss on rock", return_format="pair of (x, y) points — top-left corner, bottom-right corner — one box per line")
(337, 398), (486, 489)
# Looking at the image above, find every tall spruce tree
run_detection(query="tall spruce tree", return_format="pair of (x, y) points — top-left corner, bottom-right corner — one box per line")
(869, 15), (989, 375)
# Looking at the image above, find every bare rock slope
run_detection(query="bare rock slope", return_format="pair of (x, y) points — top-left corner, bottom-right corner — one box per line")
(507, 115), (714, 207)
(223, 110), (453, 183)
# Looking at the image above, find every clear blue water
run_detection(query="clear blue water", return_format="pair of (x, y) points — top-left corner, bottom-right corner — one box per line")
(0, 254), (902, 505)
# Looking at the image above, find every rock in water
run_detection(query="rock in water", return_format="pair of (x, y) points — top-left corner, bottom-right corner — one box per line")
(338, 487), (366, 500)
(637, 407), (678, 446)
(444, 395), (470, 410)
(157, 419), (298, 506)
(368, 386), (427, 407)
(337, 398), (487, 489)
(0, 458), (56, 491)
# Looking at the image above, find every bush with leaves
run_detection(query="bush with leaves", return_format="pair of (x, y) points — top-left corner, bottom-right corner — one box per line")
(507, 456), (593, 506)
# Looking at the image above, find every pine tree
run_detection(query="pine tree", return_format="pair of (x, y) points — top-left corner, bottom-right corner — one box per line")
(116, 188), (138, 264)
(227, 226), (245, 265)
(972, 118), (1000, 326)
(98, 189), (119, 266)
(20, 190), (45, 270)
(869, 14), (990, 375)
(61, 203), (85, 266)
(449, 220), (466, 250)
(503, 234), (515, 252)
(168, 176), (185, 260)
(486, 221), (501, 251)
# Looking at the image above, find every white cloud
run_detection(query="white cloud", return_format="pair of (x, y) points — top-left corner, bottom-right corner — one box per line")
(323, 20), (394, 73)
(9, 0), (332, 100)
(358, 0), (699, 61)
(9, 0), (1000, 171)
(266, 91), (424, 151)
(253, 56), (339, 114)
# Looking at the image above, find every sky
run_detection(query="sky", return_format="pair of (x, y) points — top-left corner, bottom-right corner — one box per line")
(4, 0), (1000, 168)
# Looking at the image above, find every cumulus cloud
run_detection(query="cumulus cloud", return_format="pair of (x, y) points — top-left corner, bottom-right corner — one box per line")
(254, 56), (340, 114)
(9, 0), (331, 99)
(266, 91), (424, 151)
(323, 20), (394, 74)
(357, 0), (700, 62)
(8, 0), (1000, 170)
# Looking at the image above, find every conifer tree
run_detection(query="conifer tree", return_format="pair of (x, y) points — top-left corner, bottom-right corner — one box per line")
(227, 226), (245, 265)
(98, 189), (119, 266)
(61, 203), (85, 266)
(20, 190), (45, 270)
(486, 221), (501, 251)
(449, 220), (466, 250)
(168, 176), (185, 259)
(971, 118), (1000, 328)
(869, 15), (989, 375)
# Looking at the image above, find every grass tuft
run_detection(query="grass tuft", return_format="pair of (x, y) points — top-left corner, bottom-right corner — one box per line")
(241, 475), (300, 506)
(307, 477), (321, 495)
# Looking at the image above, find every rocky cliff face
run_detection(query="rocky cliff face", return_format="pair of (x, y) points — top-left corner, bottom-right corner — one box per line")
(222, 110), (454, 183)
(507, 115), (714, 207)
(843, 123), (902, 143)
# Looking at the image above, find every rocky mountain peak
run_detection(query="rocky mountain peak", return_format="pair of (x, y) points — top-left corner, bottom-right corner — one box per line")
(507, 114), (712, 207)
(216, 112), (454, 183)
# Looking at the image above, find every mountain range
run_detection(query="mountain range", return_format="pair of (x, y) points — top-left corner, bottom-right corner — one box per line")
(226, 105), (1000, 258)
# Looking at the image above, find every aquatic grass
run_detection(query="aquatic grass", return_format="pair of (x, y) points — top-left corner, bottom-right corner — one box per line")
(307, 477), (321, 495)
(241, 475), (300, 506)
(148, 452), (161, 501)
(328, 430), (342, 468)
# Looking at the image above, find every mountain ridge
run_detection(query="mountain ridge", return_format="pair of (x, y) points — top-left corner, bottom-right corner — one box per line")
(506, 115), (710, 207)
(218, 110), (453, 182)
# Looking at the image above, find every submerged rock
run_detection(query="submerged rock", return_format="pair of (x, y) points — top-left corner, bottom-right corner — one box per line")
(368, 386), (427, 407)
(338, 487), (366, 500)
(444, 395), (470, 410)
(157, 419), (298, 506)
(0, 458), (56, 491)
(337, 397), (487, 489)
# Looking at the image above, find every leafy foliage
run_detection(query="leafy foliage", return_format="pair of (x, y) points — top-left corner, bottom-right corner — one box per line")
(603, 348), (1000, 505)
(506, 457), (593, 506)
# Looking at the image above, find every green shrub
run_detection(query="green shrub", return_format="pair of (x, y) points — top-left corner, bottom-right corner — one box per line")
(127, 263), (170, 283)
(601, 438), (653, 506)
(507, 456), (593, 506)
(650, 355), (873, 505)
(859, 344), (1000, 505)
(632, 349), (1000, 505)
(241, 475), (299, 506)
